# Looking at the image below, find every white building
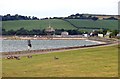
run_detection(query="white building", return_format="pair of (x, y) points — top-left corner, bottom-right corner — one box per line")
(61, 32), (69, 36)
(105, 31), (112, 38)
(83, 34), (89, 37)
(98, 34), (104, 37)
(117, 33), (120, 37)
(106, 31), (112, 36)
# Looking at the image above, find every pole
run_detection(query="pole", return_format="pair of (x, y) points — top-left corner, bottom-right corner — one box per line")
(27, 40), (32, 58)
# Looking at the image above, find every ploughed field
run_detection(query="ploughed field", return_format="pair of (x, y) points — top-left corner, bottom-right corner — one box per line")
(2, 45), (118, 77)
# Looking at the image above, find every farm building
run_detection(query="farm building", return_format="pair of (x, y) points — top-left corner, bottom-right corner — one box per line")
(98, 34), (104, 37)
(117, 33), (120, 37)
(45, 26), (55, 33)
(105, 31), (112, 38)
(45, 26), (55, 39)
(61, 31), (69, 36)
(83, 34), (90, 37)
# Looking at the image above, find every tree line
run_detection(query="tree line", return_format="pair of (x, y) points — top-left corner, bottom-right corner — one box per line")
(1, 13), (118, 21)
(2, 28), (119, 37)
(2, 28), (84, 35)
(1, 14), (39, 21)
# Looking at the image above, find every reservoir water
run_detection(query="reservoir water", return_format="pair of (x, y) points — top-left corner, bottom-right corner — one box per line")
(1, 40), (99, 52)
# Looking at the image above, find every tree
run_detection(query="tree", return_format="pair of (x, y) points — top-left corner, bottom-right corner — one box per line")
(32, 16), (39, 20)
(2, 14), (39, 21)
(2, 28), (7, 35)
(15, 14), (19, 20)
(92, 17), (98, 21)
(16, 28), (29, 35)
(110, 30), (119, 37)
(7, 30), (16, 35)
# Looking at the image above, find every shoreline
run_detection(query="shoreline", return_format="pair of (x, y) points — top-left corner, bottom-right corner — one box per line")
(85, 39), (106, 44)
(2, 36), (87, 40)
(1, 37), (119, 58)
(2, 42), (118, 58)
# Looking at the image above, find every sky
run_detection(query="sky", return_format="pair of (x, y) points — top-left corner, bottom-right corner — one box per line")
(0, 0), (119, 18)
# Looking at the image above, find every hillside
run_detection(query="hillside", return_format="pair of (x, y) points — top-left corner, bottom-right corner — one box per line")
(2, 19), (76, 31)
(65, 19), (118, 30)
(2, 19), (118, 32)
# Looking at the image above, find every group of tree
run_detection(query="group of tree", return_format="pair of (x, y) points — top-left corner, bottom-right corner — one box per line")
(2, 28), (44, 35)
(2, 28), (119, 37)
(63, 13), (118, 20)
(2, 28), (85, 35)
(1, 14), (39, 21)
(103, 17), (118, 20)
(64, 13), (99, 21)
(1, 13), (118, 21)
(55, 29), (84, 35)
(92, 29), (119, 37)
(109, 30), (119, 37)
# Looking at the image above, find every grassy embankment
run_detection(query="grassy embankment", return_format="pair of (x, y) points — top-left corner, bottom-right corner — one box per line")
(2, 45), (118, 77)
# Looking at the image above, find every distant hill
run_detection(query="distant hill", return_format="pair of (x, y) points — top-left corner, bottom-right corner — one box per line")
(64, 19), (118, 30)
(2, 19), (118, 32)
(2, 13), (119, 35)
(2, 19), (76, 31)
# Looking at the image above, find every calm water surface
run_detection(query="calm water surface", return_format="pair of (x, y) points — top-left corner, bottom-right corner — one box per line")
(1, 40), (99, 52)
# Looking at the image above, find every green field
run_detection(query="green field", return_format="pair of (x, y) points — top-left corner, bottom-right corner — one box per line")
(67, 19), (118, 30)
(2, 19), (118, 31)
(2, 45), (118, 77)
(2, 19), (76, 31)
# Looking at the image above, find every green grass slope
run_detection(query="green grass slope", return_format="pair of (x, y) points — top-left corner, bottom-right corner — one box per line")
(66, 19), (118, 30)
(2, 19), (118, 31)
(2, 45), (118, 77)
(2, 19), (76, 31)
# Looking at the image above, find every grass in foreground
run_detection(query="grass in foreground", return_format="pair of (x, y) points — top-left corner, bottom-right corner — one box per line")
(2, 45), (118, 77)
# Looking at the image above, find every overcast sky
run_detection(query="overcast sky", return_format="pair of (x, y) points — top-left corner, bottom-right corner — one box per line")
(0, 0), (119, 18)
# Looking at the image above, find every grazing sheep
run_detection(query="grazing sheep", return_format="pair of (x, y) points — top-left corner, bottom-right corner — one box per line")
(6, 56), (11, 59)
(54, 56), (59, 60)
(27, 55), (32, 58)
(6, 55), (14, 59)
(6, 55), (20, 60)
(14, 56), (20, 60)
